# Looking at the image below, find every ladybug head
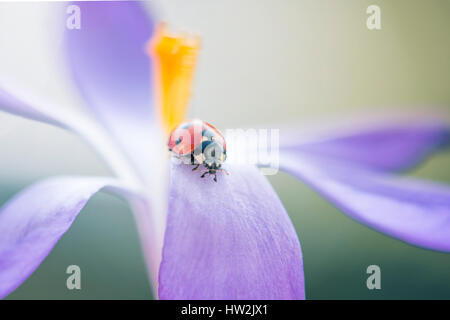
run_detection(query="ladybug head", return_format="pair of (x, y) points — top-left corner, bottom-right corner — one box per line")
(202, 141), (226, 170)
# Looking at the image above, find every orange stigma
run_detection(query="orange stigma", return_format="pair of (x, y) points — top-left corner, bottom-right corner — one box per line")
(148, 23), (200, 134)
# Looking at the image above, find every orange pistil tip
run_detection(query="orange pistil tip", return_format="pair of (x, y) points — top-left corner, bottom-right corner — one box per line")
(148, 23), (201, 134)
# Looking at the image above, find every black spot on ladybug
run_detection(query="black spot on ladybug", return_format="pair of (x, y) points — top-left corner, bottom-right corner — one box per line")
(201, 140), (214, 152)
(201, 129), (215, 140)
(175, 137), (183, 145)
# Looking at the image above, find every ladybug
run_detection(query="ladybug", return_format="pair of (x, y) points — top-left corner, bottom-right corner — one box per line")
(168, 119), (228, 182)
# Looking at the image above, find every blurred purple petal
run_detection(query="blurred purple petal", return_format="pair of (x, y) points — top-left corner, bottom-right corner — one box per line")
(0, 176), (141, 299)
(159, 163), (305, 300)
(0, 86), (66, 128)
(280, 152), (450, 251)
(281, 122), (449, 172)
(65, 1), (158, 180)
(0, 85), (144, 183)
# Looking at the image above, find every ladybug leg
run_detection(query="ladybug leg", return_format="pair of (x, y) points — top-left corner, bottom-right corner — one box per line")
(192, 164), (200, 171)
(213, 173), (218, 182)
(216, 168), (230, 175)
(200, 171), (208, 178)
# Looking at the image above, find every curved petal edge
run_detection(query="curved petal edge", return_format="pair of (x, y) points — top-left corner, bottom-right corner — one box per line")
(0, 86), (66, 128)
(281, 121), (450, 172)
(280, 152), (450, 252)
(0, 176), (142, 299)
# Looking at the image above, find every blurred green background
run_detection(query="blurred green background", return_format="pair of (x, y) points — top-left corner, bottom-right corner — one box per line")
(1, 0), (450, 299)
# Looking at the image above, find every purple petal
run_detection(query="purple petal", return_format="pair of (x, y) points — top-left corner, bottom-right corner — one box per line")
(0, 86), (66, 128)
(65, 1), (158, 179)
(159, 163), (304, 300)
(0, 176), (141, 298)
(280, 152), (450, 252)
(0, 85), (144, 183)
(281, 122), (449, 172)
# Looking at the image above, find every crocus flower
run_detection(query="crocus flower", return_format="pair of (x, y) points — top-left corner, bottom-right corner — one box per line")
(0, 2), (449, 300)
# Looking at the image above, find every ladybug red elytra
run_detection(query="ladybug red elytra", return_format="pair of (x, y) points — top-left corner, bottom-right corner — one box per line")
(168, 119), (228, 182)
